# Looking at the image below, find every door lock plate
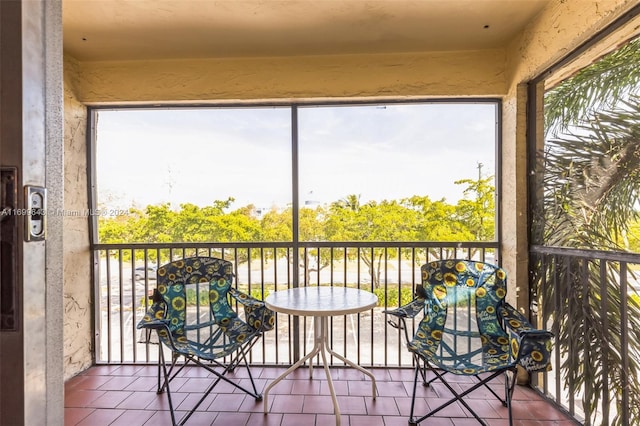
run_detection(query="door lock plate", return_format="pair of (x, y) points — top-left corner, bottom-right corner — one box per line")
(25, 186), (46, 241)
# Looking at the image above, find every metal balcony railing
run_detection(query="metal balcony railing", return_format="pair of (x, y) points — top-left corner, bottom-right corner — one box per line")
(530, 245), (640, 426)
(91, 241), (640, 424)
(91, 241), (499, 367)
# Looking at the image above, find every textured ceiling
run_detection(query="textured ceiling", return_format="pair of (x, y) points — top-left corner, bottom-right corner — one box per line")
(63, 0), (550, 61)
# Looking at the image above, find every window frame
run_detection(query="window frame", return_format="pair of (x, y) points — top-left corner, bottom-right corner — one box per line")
(87, 98), (503, 247)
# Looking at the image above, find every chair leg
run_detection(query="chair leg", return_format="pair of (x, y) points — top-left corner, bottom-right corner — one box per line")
(155, 344), (178, 426)
(158, 351), (186, 393)
(156, 345), (163, 394)
(414, 354), (442, 388)
(174, 344), (264, 425)
(504, 369), (517, 426)
(476, 373), (506, 406)
(155, 335), (265, 425)
(417, 357), (429, 386)
(235, 346), (262, 399)
(412, 365), (514, 426)
(408, 362), (421, 424)
(155, 342), (195, 425)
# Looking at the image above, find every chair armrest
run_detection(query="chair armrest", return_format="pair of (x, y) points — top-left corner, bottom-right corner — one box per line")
(136, 300), (183, 349)
(229, 288), (275, 332)
(136, 288), (169, 330)
(137, 317), (170, 330)
(136, 295), (169, 331)
(500, 303), (554, 372)
(384, 282), (430, 324)
(383, 298), (426, 344)
(384, 298), (426, 320)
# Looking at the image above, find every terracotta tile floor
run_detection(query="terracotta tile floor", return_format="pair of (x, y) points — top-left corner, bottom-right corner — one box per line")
(65, 364), (577, 426)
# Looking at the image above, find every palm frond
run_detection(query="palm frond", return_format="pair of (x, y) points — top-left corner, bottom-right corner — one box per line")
(545, 37), (640, 137)
(539, 258), (640, 424)
(540, 97), (640, 249)
(539, 65), (640, 423)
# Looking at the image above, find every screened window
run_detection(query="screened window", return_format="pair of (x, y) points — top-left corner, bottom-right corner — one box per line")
(92, 101), (499, 244)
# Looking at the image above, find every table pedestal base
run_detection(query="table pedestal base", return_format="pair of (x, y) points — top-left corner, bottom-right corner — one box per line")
(263, 315), (377, 426)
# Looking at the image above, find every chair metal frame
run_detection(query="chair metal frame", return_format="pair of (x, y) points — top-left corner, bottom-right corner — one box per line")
(385, 260), (553, 426)
(137, 256), (275, 425)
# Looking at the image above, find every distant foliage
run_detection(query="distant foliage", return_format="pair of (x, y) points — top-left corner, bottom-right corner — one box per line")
(99, 177), (495, 290)
(98, 179), (495, 246)
(372, 286), (414, 308)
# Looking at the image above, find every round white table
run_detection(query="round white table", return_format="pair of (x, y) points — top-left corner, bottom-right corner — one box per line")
(262, 286), (378, 426)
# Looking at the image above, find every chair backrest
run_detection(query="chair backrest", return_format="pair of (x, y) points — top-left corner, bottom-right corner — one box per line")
(417, 260), (510, 367)
(156, 257), (237, 336)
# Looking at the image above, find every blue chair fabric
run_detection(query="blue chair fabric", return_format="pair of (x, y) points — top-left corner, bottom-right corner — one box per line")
(385, 259), (553, 426)
(137, 256), (275, 425)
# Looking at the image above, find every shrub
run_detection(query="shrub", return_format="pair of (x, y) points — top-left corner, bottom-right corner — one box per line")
(373, 286), (414, 307)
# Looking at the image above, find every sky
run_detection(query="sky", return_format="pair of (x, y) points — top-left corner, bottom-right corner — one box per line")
(95, 102), (497, 212)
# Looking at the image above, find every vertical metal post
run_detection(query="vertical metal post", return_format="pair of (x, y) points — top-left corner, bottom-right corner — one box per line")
(619, 262), (630, 426)
(291, 106), (300, 361)
(599, 260), (609, 426)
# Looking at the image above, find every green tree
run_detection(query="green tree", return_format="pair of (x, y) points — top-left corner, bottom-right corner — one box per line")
(171, 203), (219, 242)
(326, 195), (425, 288)
(259, 204), (331, 285)
(98, 207), (144, 243)
(260, 207), (292, 241)
(298, 206), (331, 285)
(209, 210), (262, 242)
(454, 172), (495, 241)
(138, 203), (177, 243)
(402, 195), (472, 242)
(98, 183), (497, 289)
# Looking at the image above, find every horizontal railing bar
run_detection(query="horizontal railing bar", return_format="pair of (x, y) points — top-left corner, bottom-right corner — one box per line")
(531, 246), (640, 425)
(531, 244), (640, 263)
(93, 241), (499, 250)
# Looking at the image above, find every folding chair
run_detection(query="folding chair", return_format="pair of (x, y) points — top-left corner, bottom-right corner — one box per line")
(385, 259), (553, 425)
(137, 256), (275, 425)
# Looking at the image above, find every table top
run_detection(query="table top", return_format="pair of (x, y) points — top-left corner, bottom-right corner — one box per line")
(265, 287), (378, 317)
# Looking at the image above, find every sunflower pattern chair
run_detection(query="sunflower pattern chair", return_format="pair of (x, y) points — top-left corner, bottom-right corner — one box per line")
(385, 259), (553, 426)
(137, 256), (275, 425)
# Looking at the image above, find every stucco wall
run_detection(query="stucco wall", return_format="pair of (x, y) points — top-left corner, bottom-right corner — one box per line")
(506, 0), (637, 85)
(63, 56), (92, 380)
(73, 49), (507, 104)
(44, 0), (65, 421)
